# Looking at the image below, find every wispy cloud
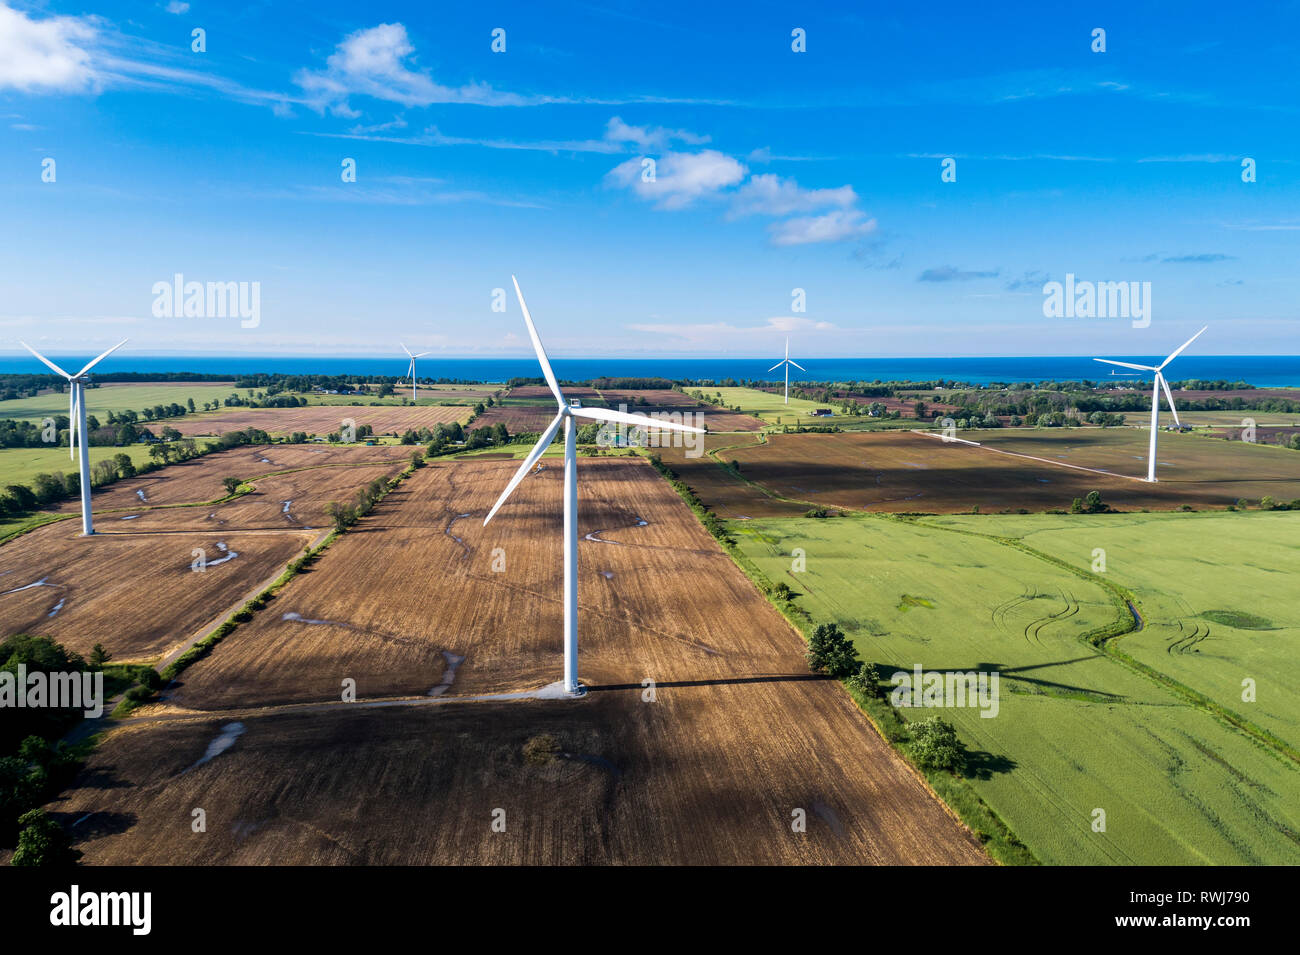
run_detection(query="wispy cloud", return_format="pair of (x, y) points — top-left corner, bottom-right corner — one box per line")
(918, 266), (1000, 282)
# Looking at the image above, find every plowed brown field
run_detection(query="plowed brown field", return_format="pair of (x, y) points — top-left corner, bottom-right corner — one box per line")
(662, 428), (1300, 517)
(176, 404), (471, 437)
(49, 456), (989, 865)
(6, 445), (412, 660)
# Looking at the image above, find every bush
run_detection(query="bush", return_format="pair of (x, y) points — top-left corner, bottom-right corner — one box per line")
(910, 717), (965, 772)
(10, 809), (81, 867)
(846, 662), (881, 698)
(806, 622), (859, 678)
(222, 476), (243, 495)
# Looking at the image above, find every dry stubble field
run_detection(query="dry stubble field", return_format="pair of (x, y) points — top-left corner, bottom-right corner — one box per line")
(48, 456), (990, 865)
(659, 428), (1300, 517)
(176, 404), (472, 437)
(3, 445), (413, 661)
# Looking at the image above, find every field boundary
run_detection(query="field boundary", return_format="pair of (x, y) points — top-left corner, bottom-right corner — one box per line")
(642, 450), (1029, 865)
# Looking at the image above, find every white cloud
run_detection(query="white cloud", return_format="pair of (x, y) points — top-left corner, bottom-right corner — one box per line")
(606, 149), (747, 209)
(628, 315), (834, 346)
(295, 22), (529, 114)
(768, 209), (877, 246)
(603, 116), (708, 150)
(165, 1), (190, 14)
(0, 3), (97, 93)
(729, 173), (857, 217)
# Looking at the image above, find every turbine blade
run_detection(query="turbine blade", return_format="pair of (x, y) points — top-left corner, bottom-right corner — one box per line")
(767, 361), (785, 372)
(512, 276), (564, 406)
(401, 343), (412, 357)
(413, 351), (432, 358)
(19, 342), (73, 379)
(483, 410), (565, 526)
(788, 359), (806, 371)
(69, 389), (77, 460)
(572, 405), (705, 434)
(1158, 325), (1208, 370)
(1093, 358), (1157, 372)
(74, 339), (128, 378)
(1159, 373), (1181, 427)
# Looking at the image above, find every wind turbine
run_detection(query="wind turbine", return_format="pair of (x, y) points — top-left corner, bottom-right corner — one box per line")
(1093, 326), (1207, 482)
(483, 277), (704, 697)
(400, 344), (432, 400)
(768, 337), (804, 404)
(20, 340), (129, 535)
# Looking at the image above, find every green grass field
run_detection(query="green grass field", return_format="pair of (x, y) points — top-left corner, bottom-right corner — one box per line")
(707, 386), (873, 427)
(945, 510), (1300, 747)
(0, 383), (235, 422)
(731, 512), (1300, 864)
(0, 444), (156, 489)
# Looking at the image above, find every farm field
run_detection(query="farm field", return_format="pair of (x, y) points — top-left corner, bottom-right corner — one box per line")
(0, 443), (155, 489)
(708, 386), (845, 426)
(50, 456), (990, 865)
(672, 429), (1300, 516)
(176, 404), (473, 437)
(2, 444), (412, 661)
(0, 517), (316, 662)
(731, 513), (1300, 864)
(56, 443), (411, 513)
(944, 510), (1300, 746)
(972, 427), (1300, 503)
(0, 382), (235, 422)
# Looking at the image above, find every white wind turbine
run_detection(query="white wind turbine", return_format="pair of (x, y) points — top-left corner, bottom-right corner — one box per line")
(1093, 326), (1207, 483)
(768, 337), (804, 404)
(20, 340), (129, 535)
(483, 276), (704, 697)
(400, 344), (432, 400)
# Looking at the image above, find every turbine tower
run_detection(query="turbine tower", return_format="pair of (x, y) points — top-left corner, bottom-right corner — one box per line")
(400, 344), (432, 400)
(768, 337), (805, 404)
(20, 340), (129, 535)
(1093, 326), (1207, 482)
(483, 277), (703, 696)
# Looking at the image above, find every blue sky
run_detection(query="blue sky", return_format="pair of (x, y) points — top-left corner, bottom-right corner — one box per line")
(1, 0), (1298, 360)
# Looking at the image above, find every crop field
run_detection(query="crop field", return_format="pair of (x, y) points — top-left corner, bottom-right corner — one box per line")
(950, 510), (1300, 746)
(176, 404), (473, 437)
(0, 443), (155, 489)
(0, 382), (235, 422)
(708, 386), (846, 426)
(50, 456), (989, 865)
(56, 443), (411, 513)
(667, 429), (1300, 516)
(1, 445), (412, 661)
(470, 404), (559, 435)
(0, 518), (316, 662)
(731, 513), (1300, 864)
(972, 427), (1300, 503)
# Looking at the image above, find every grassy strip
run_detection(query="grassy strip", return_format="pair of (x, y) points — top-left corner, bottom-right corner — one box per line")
(0, 511), (75, 546)
(640, 451), (1034, 864)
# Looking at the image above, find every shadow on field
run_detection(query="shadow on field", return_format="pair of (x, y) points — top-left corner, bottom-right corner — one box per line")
(961, 750), (1018, 780)
(588, 673), (832, 692)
